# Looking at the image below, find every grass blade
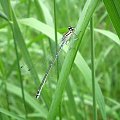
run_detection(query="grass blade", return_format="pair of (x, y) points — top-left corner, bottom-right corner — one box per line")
(0, 107), (24, 120)
(47, 0), (105, 120)
(103, 0), (120, 39)
(90, 17), (97, 120)
(20, 17), (106, 120)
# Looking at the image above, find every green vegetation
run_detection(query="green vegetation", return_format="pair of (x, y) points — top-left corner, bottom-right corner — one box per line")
(0, 0), (120, 120)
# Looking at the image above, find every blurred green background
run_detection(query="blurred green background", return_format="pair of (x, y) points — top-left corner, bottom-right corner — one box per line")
(0, 0), (120, 120)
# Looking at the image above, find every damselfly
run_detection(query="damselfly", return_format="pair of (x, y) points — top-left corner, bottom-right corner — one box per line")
(36, 26), (75, 99)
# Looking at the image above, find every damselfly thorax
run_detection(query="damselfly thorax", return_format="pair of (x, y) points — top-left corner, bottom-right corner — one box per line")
(62, 26), (75, 44)
(36, 26), (75, 99)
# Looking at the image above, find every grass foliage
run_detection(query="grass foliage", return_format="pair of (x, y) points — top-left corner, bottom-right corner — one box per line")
(0, 0), (120, 120)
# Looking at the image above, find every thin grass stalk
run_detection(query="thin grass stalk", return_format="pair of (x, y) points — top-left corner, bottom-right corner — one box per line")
(0, 113), (2, 120)
(27, 0), (31, 17)
(90, 17), (97, 120)
(53, 0), (59, 79)
(53, 1), (61, 119)
(12, 26), (28, 120)
(9, 1), (27, 119)
(4, 83), (11, 120)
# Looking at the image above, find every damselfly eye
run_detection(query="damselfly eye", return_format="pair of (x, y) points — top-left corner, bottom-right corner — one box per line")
(71, 28), (74, 31)
(68, 26), (74, 31)
(68, 26), (72, 30)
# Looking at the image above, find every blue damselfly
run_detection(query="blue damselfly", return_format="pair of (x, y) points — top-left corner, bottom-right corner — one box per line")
(36, 26), (75, 99)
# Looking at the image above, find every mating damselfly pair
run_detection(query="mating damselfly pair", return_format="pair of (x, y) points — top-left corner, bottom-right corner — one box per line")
(36, 26), (75, 99)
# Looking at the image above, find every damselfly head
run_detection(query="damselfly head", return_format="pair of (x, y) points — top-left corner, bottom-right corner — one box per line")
(68, 26), (74, 31)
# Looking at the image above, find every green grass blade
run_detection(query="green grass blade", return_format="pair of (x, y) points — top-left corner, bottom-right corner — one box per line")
(10, 8), (51, 107)
(0, 11), (8, 21)
(0, 80), (47, 119)
(0, 0), (51, 108)
(34, 0), (54, 26)
(11, 10), (39, 85)
(47, 0), (105, 120)
(20, 18), (62, 40)
(103, 0), (120, 39)
(0, 107), (24, 120)
(13, 29), (28, 119)
(95, 29), (120, 46)
(53, 0), (59, 81)
(90, 17), (97, 120)
(19, 17), (106, 120)
(0, 0), (11, 19)
(66, 80), (80, 119)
